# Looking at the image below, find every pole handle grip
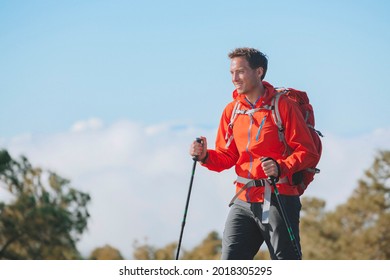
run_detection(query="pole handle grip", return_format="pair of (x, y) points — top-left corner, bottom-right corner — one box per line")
(260, 157), (278, 183)
(192, 137), (203, 161)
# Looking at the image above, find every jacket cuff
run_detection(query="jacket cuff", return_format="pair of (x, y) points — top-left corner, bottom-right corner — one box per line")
(199, 151), (209, 164)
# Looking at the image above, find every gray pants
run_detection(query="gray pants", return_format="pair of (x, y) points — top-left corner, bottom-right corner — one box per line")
(221, 194), (302, 260)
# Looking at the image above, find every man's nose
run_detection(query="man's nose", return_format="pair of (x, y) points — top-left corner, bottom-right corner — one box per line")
(232, 72), (239, 82)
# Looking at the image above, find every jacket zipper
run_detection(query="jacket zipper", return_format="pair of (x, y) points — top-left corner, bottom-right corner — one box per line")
(256, 115), (267, 141)
(246, 114), (254, 179)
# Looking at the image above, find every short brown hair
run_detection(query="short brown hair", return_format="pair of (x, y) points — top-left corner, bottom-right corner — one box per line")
(228, 47), (268, 80)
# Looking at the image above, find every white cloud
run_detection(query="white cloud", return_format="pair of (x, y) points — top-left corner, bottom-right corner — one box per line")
(1, 119), (390, 259)
(71, 118), (104, 132)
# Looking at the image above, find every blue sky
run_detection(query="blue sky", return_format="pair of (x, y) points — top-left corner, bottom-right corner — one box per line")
(1, 0), (389, 137)
(1, 0), (390, 259)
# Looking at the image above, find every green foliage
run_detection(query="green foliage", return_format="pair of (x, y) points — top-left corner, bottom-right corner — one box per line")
(300, 197), (334, 259)
(132, 238), (176, 260)
(181, 231), (222, 260)
(300, 150), (390, 259)
(0, 149), (91, 259)
(89, 245), (124, 260)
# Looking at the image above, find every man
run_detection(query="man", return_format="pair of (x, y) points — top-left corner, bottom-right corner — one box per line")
(189, 47), (320, 260)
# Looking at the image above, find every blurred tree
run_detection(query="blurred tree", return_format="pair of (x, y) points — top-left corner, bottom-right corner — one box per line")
(155, 242), (177, 260)
(0, 149), (91, 259)
(300, 197), (333, 259)
(132, 240), (154, 260)
(132, 238), (176, 260)
(300, 150), (390, 259)
(181, 231), (222, 260)
(89, 245), (124, 260)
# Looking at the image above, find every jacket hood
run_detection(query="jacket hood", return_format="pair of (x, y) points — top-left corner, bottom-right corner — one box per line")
(232, 80), (276, 106)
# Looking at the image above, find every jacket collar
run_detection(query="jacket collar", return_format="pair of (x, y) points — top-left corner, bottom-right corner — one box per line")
(232, 80), (276, 108)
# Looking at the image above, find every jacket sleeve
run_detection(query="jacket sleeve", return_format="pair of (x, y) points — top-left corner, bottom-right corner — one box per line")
(201, 103), (239, 172)
(276, 96), (320, 178)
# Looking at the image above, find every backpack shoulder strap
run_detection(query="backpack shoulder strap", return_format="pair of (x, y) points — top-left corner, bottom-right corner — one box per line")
(271, 89), (290, 155)
(271, 90), (285, 132)
(225, 101), (240, 148)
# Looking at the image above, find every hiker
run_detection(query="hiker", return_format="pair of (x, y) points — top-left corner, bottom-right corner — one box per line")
(189, 47), (320, 260)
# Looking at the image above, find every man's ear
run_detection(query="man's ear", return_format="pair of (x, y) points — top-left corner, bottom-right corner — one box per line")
(256, 67), (264, 80)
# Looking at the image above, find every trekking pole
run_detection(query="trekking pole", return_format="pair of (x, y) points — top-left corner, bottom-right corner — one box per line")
(269, 176), (302, 260)
(175, 138), (202, 260)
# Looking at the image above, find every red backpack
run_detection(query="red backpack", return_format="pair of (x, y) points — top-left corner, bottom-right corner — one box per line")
(225, 87), (323, 195)
(272, 88), (323, 195)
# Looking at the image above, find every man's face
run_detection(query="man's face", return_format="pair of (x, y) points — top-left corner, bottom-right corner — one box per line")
(230, 56), (262, 95)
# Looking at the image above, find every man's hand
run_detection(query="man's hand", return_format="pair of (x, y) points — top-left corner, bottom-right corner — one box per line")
(261, 157), (280, 180)
(189, 136), (208, 162)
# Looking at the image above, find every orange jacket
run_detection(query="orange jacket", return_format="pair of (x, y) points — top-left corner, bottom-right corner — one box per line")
(202, 81), (320, 202)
